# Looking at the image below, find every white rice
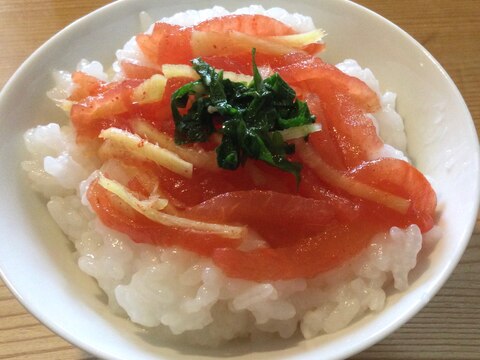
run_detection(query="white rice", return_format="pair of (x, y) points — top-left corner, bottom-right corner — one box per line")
(22, 5), (440, 346)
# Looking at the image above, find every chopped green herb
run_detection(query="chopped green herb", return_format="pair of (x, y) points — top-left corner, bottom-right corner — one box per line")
(170, 49), (316, 183)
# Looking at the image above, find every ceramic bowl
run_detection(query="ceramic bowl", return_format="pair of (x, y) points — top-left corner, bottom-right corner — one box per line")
(0, 1), (478, 359)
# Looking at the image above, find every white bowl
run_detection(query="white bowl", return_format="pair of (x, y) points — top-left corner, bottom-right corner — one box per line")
(0, 0), (478, 359)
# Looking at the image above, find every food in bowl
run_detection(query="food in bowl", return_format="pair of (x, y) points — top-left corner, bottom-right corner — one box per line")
(21, 5), (441, 346)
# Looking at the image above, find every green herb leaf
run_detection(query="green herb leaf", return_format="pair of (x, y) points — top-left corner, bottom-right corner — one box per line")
(251, 48), (263, 92)
(170, 49), (316, 182)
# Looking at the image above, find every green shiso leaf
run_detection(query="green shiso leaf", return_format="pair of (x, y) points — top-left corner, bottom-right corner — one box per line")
(170, 49), (316, 182)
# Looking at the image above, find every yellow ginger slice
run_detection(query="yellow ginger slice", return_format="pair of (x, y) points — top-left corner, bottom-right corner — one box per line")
(59, 100), (73, 113)
(192, 31), (295, 57)
(162, 64), (253, 83)
(191, 29), (325, 57)
(296, 141), (410, 214)
(97, 173), (245, 239)
(269, 29), (326, 47)
(162, 64), (199, 79)
(98, 173), (168, 213)
(277, 123), (322, 141)
(223, 71), (254, 83)
(132, 74), (167, 104)
(99, 158), (181, 216)
(99, 127), (193, 178)
(132, 121), (218, 171)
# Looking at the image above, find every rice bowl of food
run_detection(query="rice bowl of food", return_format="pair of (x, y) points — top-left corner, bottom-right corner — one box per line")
(0, 1), (478, 359)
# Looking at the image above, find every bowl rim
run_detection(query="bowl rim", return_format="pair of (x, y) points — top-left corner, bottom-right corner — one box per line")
(0, 0), (479, 359)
